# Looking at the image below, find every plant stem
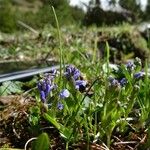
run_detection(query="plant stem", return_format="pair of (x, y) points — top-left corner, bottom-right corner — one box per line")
(51, 6), (63, 80)
(66, 141), (69, 150)
(105, 41), (110, 76)
(92, 34), (98, 63)
(107, 134), (111, 148)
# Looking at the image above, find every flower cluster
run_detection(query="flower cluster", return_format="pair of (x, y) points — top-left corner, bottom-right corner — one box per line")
(57, 89), (70, 110)
(38, 72), (57, 103)
(109, 58), (144, 88)
(64, 65), (80, 80)
(126, 57), (142, 73)
(37, 65), (88, 110)
(109, 76), (127, 88)
(64, 65), (87, 92)
(120, 78), (127, 86)
(37, 69), (71, 110)
(134, 72), (145, 79)
(126, 61), (136, 72)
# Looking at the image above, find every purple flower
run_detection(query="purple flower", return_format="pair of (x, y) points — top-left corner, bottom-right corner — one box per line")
(50, 69), (57, 76)
(134, 72), (145, 79)
(109, 77), (120, 87)
(37, 74), (57, 103)
(120, 78), (127, 86)
(57, 102), (64, 110)
(75, 80), (87, 90)
(64, 65), (80, 80)
(134, 57), (142, 67)
(59, 89), (70, 99)
(126, 61), (135, 71)
(112, 79), (120, 87)
(40, 91), (46, 103)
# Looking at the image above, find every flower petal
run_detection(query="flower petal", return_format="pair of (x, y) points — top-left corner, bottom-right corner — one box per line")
(59, 89), (70, 99)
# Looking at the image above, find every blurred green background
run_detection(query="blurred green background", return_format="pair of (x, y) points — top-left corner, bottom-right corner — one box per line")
(0, 0), (150, 33)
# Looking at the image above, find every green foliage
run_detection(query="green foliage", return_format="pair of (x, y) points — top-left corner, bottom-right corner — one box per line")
(0, 0), (84, 33)
(0, 21), (150, 149)
(31, 52), (149, 149)
(29, 106), (41, 126)
(0, 81), (23, 96)
(69, 6), (85, 24)
(145, 0), (150, 20)
(119, 0), (141, 12)
(119, 0), (143, 20)
(32, 133), (50, 150)
(0, 0), (17, 33)
(83, 0), (131, 26)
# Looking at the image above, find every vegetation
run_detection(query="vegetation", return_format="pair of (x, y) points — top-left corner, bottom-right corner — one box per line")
(0, 0), (84, 33)
(0, 21), (150, 149)
(0, 1), (150, 150)
(1, 0), (150, 33)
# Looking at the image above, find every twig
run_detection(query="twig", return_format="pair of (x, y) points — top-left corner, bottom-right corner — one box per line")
(12, 111), (29, 139)
(18, 20), (39, 35)
(40, 126), (55, 130)
(12, 113), (21, 139)
(133, 134), (147, 150)
(114, 141), (138, 145)
(113, 136), (134, 150)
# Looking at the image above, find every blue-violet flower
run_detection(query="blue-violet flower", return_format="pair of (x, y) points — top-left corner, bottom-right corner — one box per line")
(57, 102), (64, 110)
(59, 89), (70, 99)
(38, 74), (57, 103)
(109, 77), (120, 87)
(120, 78), (127, 87)
(64, 65), (80, 80)
(126, 61), (135, 71)
(75, 80), (87, 90)
(134, 72), (145, 79)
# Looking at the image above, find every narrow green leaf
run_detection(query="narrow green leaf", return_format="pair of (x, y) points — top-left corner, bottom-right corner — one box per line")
(32, 133), (50, 150)
(43, 113), (61, 130)
(60, 127), (72, 140)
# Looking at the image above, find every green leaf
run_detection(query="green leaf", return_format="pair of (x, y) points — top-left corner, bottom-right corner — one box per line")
(32, 133), (50, 150)
(43, 113), (61, 130)
(29, 106), (40, 126)
(43, 113), (72, 140)
(0, 81), (23, 96)
(60, 127), (72, 140)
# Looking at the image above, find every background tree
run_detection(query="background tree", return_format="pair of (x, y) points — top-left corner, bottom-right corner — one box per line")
(145, 0), (150, 20)
(0, 0), (85, 33)
(118, 0), (143, 22)
(83, 0), (137, 26)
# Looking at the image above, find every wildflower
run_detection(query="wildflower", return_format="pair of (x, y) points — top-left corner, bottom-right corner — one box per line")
(37, 74), (57, 103)
(50, 69), (57, 75)
(40, 91), (46, 103)
(134, 57), (142, 67)
(59, 89), (70, 99)
(134, 72), (145, 79)
(75, 80), (87, 91)
(57, 102), (64, 110)
(64, 65), (80, 80)
(111, 79), (120, 87)
(109, 77), (120, 87)
(44, 71), (56, 82)
(120, 78), (127, 87)
(126, 61), (135, 72)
